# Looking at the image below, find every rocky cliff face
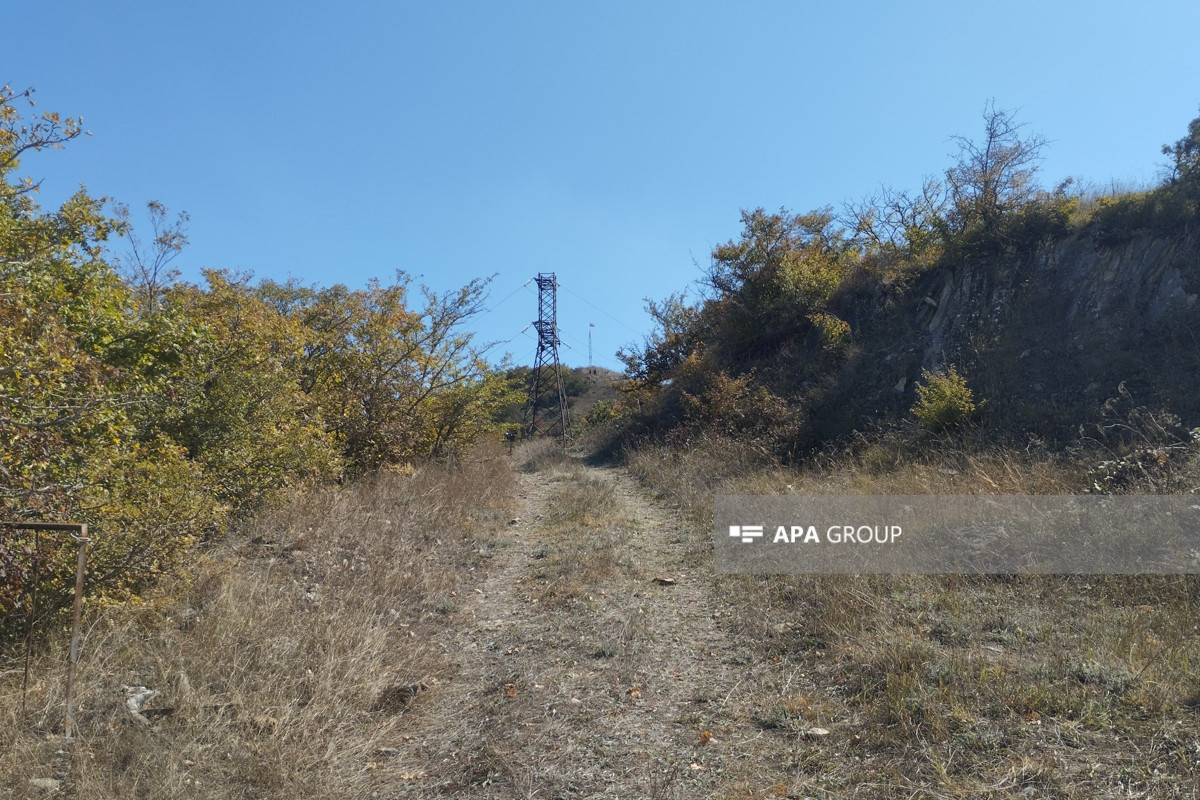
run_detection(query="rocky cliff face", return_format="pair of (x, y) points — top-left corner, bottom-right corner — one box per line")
(821, 227), (1200, 439)
(1047, 231), (1198, 324)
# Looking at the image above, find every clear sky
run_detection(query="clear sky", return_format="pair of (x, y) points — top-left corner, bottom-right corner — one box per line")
(6, 1), (1199, 370)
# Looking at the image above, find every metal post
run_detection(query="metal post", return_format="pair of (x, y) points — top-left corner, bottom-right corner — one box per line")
(4, 522), (90, 738)
(65, 525), (88, 739)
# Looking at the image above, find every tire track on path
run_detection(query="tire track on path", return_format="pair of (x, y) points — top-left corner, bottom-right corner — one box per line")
(396, 456), (768, 799)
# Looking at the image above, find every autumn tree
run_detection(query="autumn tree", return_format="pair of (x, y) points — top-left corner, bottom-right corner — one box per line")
(944, 102), (1047, 249)
(0, 85), (86, 200)
(843, 178), (949, 280)
(0, 87), (219, 625)
(149, 270), (341, 508)
(700, 206), (857, 366)
(113, 200), (190, 313)
(616, 292), (701, 387)
(1, 85), (534, 636)
(284, 273), (507, 473)
(705, 207), (847, 304)
(1162, 105), (1200, 184)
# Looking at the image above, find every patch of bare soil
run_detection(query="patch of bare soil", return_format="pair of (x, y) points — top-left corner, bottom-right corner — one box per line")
(391, 458), (769, 798)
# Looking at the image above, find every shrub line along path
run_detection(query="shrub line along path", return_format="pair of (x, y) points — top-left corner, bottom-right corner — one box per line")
(393, 455), (773, 798)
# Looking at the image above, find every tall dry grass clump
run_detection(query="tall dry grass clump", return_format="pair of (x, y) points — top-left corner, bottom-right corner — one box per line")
(514, 437), (573, 474)
(0, 441), (515, 799)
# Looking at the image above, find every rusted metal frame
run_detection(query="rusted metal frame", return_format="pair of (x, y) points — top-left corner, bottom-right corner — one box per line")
(3, 521), (90, 738)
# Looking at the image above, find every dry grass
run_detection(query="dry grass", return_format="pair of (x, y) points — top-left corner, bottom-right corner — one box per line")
(626, 430), (1200, 797)
(6, 423), (1199, 798)
(515, 437), (573, 474)
(394, 444), (751, 799)
(0, 441), (515, 799)
(526, 474), (634, 608)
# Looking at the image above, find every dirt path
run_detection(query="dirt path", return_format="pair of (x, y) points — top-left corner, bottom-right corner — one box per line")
(395, 457), (768, 799)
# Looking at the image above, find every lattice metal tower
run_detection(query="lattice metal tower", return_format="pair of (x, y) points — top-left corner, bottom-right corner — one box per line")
(521, 273), (571, 442)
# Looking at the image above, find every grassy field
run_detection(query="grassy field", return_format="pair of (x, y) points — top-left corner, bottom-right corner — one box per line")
(622, 428), (1200, 797)
(2, 431), (1199, 798)
(1, 443), (516, 799)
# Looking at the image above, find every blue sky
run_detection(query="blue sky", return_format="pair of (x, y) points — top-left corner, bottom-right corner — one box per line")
(6, 1), (1199, 369)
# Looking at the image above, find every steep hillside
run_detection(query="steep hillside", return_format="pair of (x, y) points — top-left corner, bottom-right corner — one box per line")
(610, 106), (1200, 457)
(569, 365), (623, 421)
(817, 226), (1200, 442)
(494, 365), (622, 430)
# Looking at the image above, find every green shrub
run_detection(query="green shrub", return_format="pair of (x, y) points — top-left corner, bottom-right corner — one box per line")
(911, 367), (979, 431)
(583, 398), (617, 427)
(1002, 189), (1077, 250)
